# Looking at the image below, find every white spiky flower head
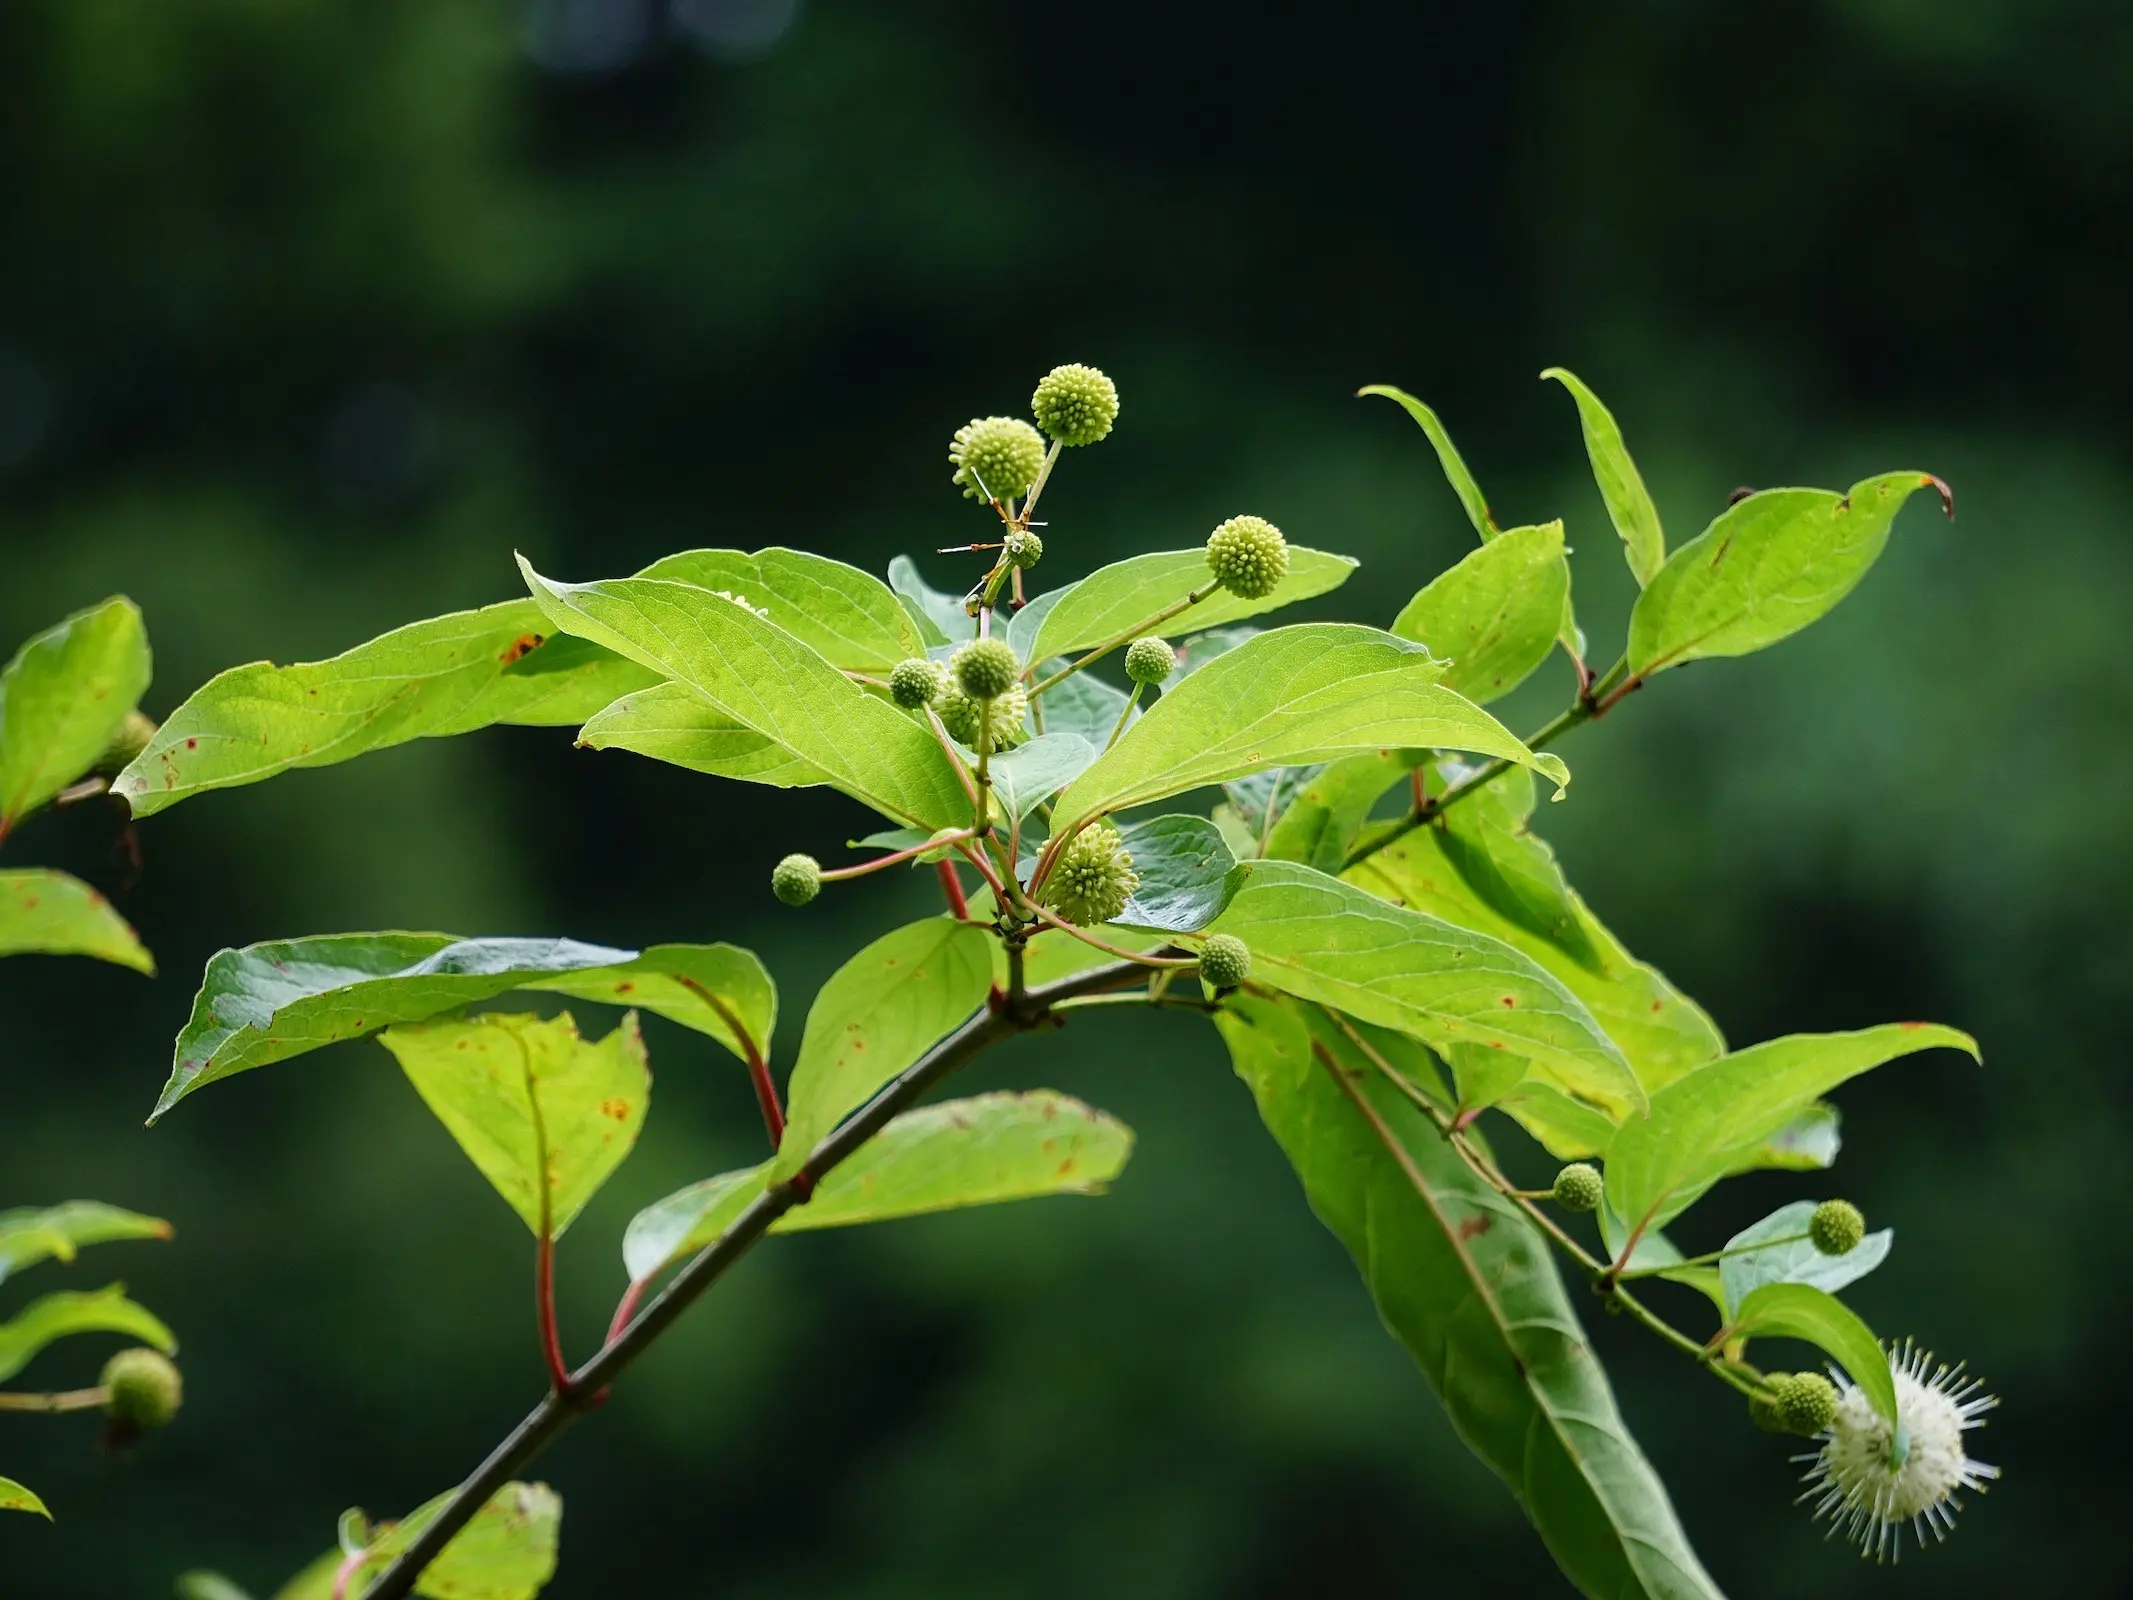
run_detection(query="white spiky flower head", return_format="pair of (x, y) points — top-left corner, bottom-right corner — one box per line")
(1797, 1340), (1998, 1562)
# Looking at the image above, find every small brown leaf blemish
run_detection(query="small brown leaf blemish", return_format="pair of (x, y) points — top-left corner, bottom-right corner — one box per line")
(499, 632), (545, 665)
(600, 1097), (629, 1120)
(1457, 1214), (1492, 1241)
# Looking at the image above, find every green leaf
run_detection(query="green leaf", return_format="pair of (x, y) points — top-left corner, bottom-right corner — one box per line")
(1003, 586), (1068, 662)
(624, 1090), (1133, 1280)
(356, 1481), (561, 1600)
(0, 1476), (50, 1518)
(1605, 1024), (1978, 1234)
(1026, 548), (1358, 662)
(1260, 751), (1412, 871)
(577, 682), (827, 787)
(265, 1554), (343, 1600)
(0, 1201), (172, 1287)
(1391, 522), (1568, 703)
(1347, 764), (1726, 1106)
(114, 600), (653, 819)
(1358, 385), (1498, 537)
(175, 1574), (257, 1600)
(1626, 473), (1949, 677)
(1541, 370), (1665, 587)
(986, 733), (1097, 821)
(1209, 861), (1644, 1119)
(380, 1012), (649, 1239)
(1164, 624), (1260, 684)
(1219, 995), (1722, 1600)
(771, 918), (994, 1181)
(0, 869), (154, 974)
(1112, 814), (1244, 933)
(0, 1284), (176, 1382)
(887, 555), (973, 645)
(156, 934), (770, 1121)
(1052, 625), (1567, 834)
(1718, 1201), (1892, 1318)
(1, 597), (151, 826)
(634, 547), (925, 670)
(521, 941), (774, 1067)
(520, 562), (969, 828)
(1731, 1283), (1897, 1423)
(1026, 666), (1132, 746)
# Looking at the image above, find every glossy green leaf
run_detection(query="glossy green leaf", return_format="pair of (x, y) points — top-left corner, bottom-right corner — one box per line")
(0, 869), (154, 973)
(114, 600), (653, 819)
(1359, 385), (1498, 537)
(1026, 547), (1358, 662)
(0, 1285), (175, 1382)
(520, 562), (969, 828)
(986, 732), (1096, 821)
(1259, 751), (1411, 870)
(1112, 814), (1244, 933)
(1626, 473), (1948, 677)
(1348, 764), (1725, 1105)
(635, 547), (925, 670)
(1719, 1200), (1892, 1318)
(352, 1481), (561, 1600)
(1209, 861), (1643, 1119)
(156, 934), (769, 1120)
(0, 1476), (49, 1518)
(1052, 625), (1566, 834)
(1605, 1024), (1978, 1234)
(1732, 1283), (1897, 1422)
(1003, 586), (1068, 662)
(264, 1553), (342, 1600)
(577, 682), (827, 787)
(771, 917), (994, 1181)
(381, 1012), (648, 1239)
(521, 941), (774, 1066)
(1028, 667), (1133, 746)
(1391, 522), (1568, 703)
(1163, 624), (1259, 685)
(625, 1090), (1132, 1280)
(1219, 995), (1721, 1599)
(0, 1201), (172, 1287)
(1541, 369), (1665, 587)
(887, 555), (972, 645)
(1, 597), (151, 826)
(1223, 764), (1327, 845)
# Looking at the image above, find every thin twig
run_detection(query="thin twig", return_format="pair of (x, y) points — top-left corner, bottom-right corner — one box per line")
(0, 1386), (106, 1413)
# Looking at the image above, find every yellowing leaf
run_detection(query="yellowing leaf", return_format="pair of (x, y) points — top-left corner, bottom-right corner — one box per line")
(0, 869), (153, 974)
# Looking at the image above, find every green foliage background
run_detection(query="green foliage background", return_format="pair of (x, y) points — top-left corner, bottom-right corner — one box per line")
(2, 1), (2122, 1592)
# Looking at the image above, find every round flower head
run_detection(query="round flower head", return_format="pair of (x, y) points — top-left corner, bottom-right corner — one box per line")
(1198, 933), (1251, 989)
(937, 682), (1029, 750)
(771, 853), (821, 907)
(1551, 1162), (1603, 1213)
(1124, 635), (1177, 685)
(1045, 825), (1140, 926)
(1798, 1341), (1999, 1561)
(1031, 363), (1120, 446)
(1003, 528), (1044, 569)
(889, 656), (945, 711)
(949, 416), (1045, 503)
(102, 1348), (182, 1434)
(1811, 1199), (1866, 1256)
(1777, 1371), (1840, 1436)
(950, 637), (1021, 701)
(1205, 515), (1290, 600)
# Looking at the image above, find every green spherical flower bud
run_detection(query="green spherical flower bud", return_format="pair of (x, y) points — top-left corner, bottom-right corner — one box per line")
(771, 853), (821, 907)
(889, 657), (945, 711)
(1205, 514), (1290, 600)
(950, 637), (1021, 701)
(1749, 1386), (1789, 1434)
(1123, 635), (1177, 685)
(1045, 825), (1140, 926)
(1551, 1162), (1603, 1213)
(1002, 528), (1044, 569)
(937, 683), (1030, 750)
(1031, 363), (1120, 447)
(1810, 1199), (1866, 1257)
(1776, 1370), (1840, 1436)
(102, 1348), (182, 1433)
(949, 416), (1045, 503)
(1198, 933), (1251, 989)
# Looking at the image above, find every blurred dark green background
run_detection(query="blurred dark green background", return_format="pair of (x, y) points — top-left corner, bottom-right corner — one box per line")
(3, 1), (2127, 1594)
